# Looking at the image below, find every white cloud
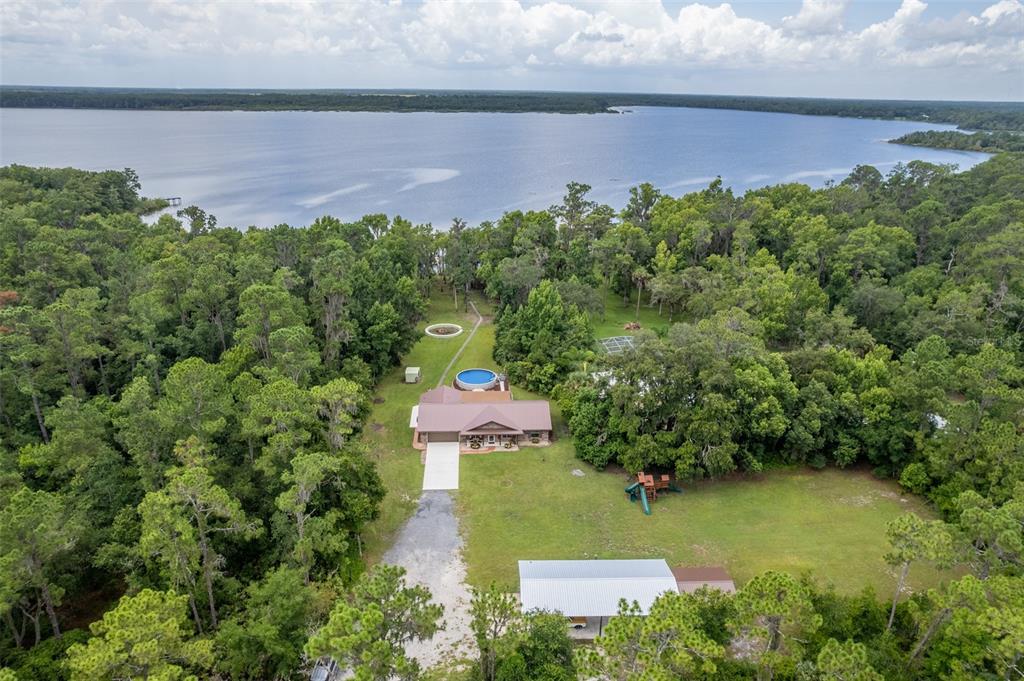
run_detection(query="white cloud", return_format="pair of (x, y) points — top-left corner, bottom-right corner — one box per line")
(0, 0), (1020, 98)
(782, 0), (848, 35)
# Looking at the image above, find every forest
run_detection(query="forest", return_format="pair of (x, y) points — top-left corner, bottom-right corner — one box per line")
(2, 86), (1023, 131)
(891, 130), (1024, 153)
(0, 153), (1022, 680)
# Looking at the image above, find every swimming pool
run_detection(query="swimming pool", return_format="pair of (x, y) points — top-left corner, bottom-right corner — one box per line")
(456, 368), (498, 390)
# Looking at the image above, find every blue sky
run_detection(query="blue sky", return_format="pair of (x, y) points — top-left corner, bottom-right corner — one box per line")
(1, 0), (1021, 100)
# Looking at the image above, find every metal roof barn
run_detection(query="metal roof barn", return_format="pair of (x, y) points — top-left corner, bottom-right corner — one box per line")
(518, 559), (678, 617)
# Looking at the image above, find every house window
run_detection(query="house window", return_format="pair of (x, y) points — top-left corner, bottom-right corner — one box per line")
(487, 435), (496, 445)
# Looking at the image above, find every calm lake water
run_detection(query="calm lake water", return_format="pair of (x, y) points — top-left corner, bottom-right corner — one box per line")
(0, 106), (989, 229)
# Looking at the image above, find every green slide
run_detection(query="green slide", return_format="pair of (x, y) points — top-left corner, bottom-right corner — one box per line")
(624, 482), (652, 515)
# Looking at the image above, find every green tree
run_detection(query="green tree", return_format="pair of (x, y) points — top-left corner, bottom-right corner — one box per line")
(234, 279), (305, 362)
(814, 638), (884, 681)
(883, 513), (954, 630)
(0, 304), (54, 441)
(577, 593), (724, 680)
(311, 376), (367, 451)
(268, 324), (321, 385)
(42, 287), (106, 396)
(311, 242), (356, 367)
(918, 575), (1024, 679)
(305, 565), (443, 681)
(470, 583), (521, 681)
(0, 487), (77, 641)
(65, 588), (214, 681)
(953, 489), (1023, 579)
(215, 566), (316, 680)
(241, 377), (317, 479)
(630, 266), (650, 320)
(159, 357), (233, 443)
(176, 205), (217, 235)
(138, 438), (262, 628)
(623, 183), (661, 229)
(276, 451), (350, 583)
(494, 280), (593, 393)
(730, 571), (821, 680)
(182, 253), (234, 355)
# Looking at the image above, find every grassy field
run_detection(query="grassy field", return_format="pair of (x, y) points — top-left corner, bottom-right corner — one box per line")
(458, 442), (953, 595)
(590, 287), (671, 339)
(363, 285), (954, 598)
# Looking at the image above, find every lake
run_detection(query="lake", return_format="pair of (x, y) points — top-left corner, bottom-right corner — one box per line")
(0, 106), (990, 229)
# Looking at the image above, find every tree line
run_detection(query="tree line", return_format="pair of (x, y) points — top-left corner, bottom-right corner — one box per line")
(3, 87), (1023, 131)
(891, 129), (1024, 153)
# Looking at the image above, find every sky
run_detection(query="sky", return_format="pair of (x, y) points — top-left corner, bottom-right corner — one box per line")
(1, 0), (1021, 101)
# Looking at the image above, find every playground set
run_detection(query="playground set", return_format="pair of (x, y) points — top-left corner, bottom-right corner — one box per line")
(625, 472), (683, 515)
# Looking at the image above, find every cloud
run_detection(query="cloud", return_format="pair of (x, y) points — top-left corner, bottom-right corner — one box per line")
(0, 0), (1020, 97)
(782, 0), (848, 35)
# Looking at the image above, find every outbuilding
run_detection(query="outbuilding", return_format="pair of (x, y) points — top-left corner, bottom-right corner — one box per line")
(405, 366), (422, 384)
(518, 559), (678, 636)
(672, 566), (736, 594)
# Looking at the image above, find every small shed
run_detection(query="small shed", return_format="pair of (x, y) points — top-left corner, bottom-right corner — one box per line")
(672, 566), (736, 594)
(405, 366), (422, 384)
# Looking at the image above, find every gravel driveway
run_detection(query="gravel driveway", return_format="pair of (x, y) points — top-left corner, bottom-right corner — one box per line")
(382, 490), (474, 669)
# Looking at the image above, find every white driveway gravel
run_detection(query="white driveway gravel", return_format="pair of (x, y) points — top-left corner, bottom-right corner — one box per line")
(382, 490), (474, 670)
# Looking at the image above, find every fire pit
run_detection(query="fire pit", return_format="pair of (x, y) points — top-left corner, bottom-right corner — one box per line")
(425, 323), (464, 338)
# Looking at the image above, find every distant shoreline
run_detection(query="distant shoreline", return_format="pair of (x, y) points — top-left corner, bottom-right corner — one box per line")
(2, 87), (1023, 132)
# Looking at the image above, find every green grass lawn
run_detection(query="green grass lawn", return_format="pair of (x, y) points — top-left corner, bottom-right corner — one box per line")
(458, 441), (954, 595)
(364, 284), (954, 600)
(590, 287), (672, 339)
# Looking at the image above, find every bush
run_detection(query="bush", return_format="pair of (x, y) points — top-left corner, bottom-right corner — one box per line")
(899, 462), (930, 494)
(4, 630), (89, 681)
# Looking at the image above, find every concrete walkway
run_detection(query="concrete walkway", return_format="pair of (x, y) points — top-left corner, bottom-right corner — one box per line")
(382, 491), (474, 669)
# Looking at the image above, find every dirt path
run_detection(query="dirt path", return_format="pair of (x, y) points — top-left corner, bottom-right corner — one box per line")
(382, 490), (474, 669)
(437, 299), (483, 387)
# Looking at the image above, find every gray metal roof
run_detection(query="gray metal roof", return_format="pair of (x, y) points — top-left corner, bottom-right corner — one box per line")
(518, 559), (678, 617)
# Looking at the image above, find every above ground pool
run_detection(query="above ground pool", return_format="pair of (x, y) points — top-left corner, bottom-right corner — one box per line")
(456, 368), (498, 391)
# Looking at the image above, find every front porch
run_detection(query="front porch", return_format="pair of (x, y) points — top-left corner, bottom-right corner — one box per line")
(413, 429), (551, 453)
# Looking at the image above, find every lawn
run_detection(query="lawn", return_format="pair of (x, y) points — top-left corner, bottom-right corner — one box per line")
(458, 441), (954, 595)
(590, 287), (672, 339)
(360, 287), (497, 563)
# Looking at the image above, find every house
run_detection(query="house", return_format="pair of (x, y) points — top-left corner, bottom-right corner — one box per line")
(517, 559), (678, 636)
(411, 385), (552, 452)
(672, 566), (736, 594)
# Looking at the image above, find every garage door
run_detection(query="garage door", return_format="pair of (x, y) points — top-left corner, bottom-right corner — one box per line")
(428, 431), (459, 442)
(423, 442), (460, 490)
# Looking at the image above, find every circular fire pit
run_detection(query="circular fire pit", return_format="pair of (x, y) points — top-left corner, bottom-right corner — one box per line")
(425, 323), (464, 338)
